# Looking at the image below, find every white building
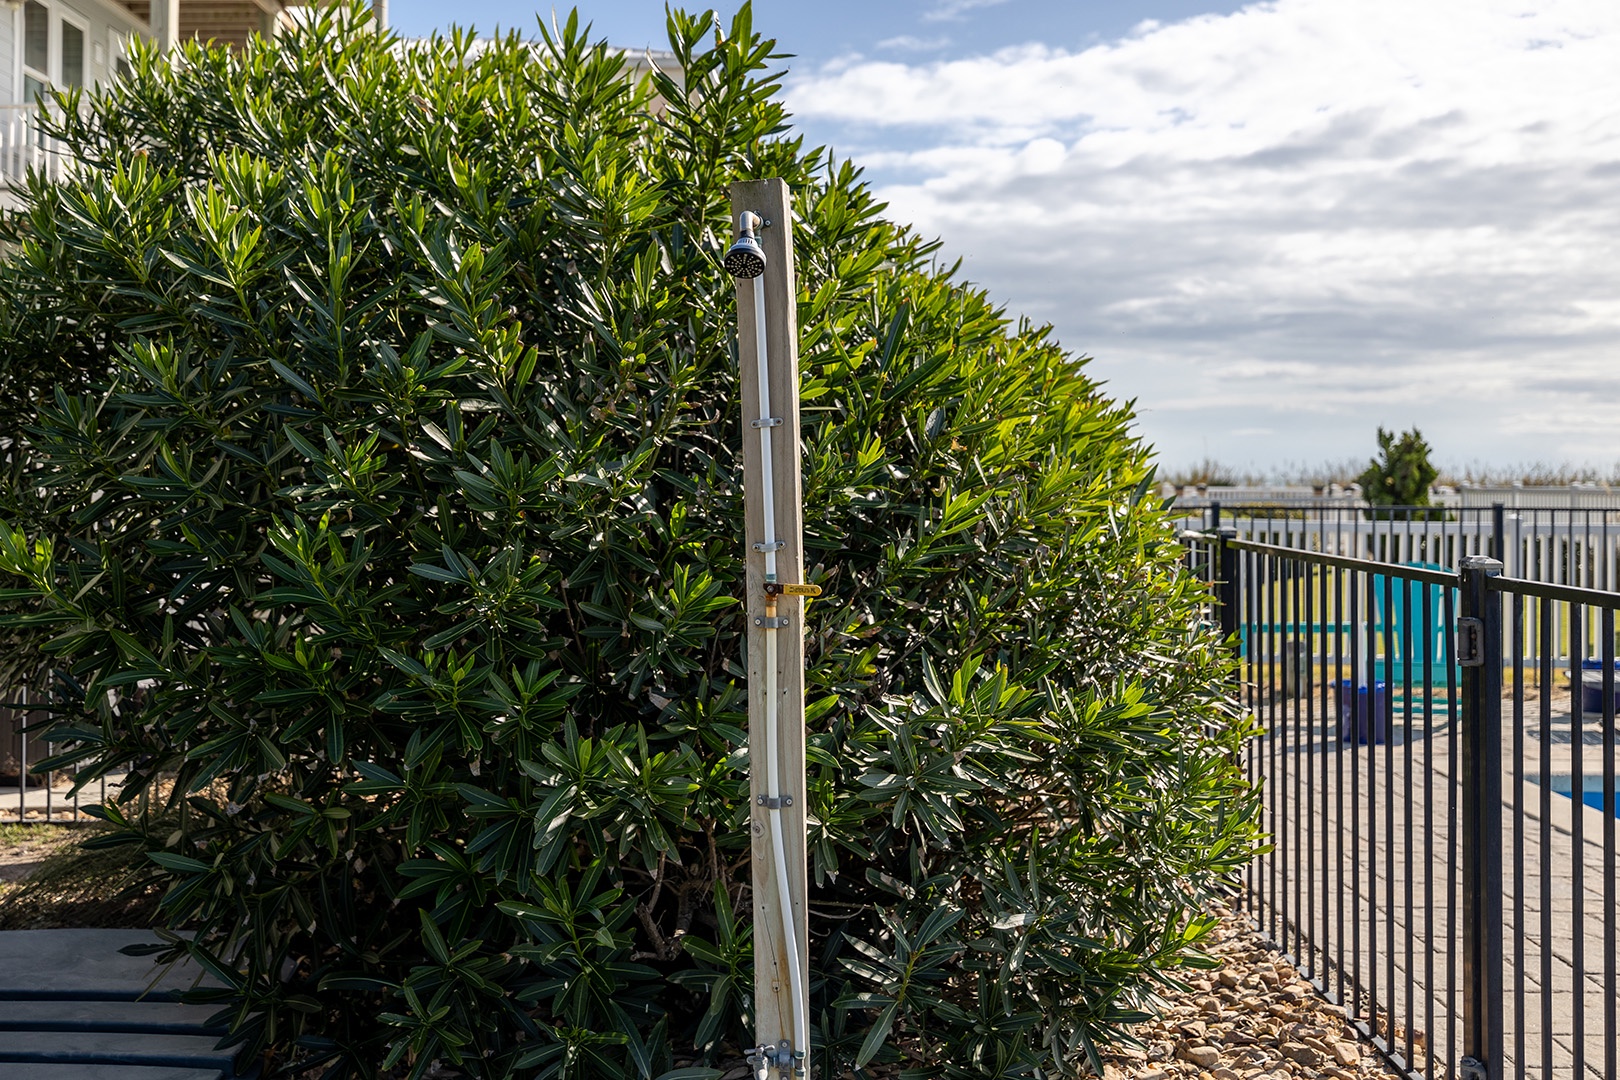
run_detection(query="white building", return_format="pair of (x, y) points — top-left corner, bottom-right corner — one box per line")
(2, 1), (314, 199)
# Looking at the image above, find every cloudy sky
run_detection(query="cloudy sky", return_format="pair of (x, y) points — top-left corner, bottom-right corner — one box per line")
(389, 1), (1620, 476)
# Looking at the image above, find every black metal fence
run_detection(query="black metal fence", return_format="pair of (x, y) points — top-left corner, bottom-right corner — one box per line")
(1207, 531), (1619, 1080)
(0, 679), (106, 824)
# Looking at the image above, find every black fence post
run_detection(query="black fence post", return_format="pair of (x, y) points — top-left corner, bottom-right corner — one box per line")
(1218, 527), (1239, 646)
(1491, 502), (1505, 566)
(1210, 500), (1222, 532)
(1458, 554), (1504, 1080)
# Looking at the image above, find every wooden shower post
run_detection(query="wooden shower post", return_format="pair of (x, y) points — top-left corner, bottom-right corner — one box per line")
(731, 177), (810, 1078)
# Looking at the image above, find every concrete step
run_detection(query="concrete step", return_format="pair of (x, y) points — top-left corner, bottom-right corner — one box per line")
(0, 1067), (225, 1080)
(0, 998), (223, 1033)
(0, 1030), (234, 1068)
(0, 929), (218, 1000)
(0, 928), (241, 1078)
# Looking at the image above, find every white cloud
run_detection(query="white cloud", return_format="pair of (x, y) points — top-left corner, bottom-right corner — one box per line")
(785, 0), (1620, 469)
(922, 0), (1013, 23)
(875, 35), (952, 52)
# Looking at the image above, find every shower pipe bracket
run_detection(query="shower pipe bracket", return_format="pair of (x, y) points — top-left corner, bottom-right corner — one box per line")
(752, 417), (783, 428)
(754, 616), (790, 629)
(757, 794), (794, 809)
(748, 1042), (794, 1073)
(753, 541), (785, 553)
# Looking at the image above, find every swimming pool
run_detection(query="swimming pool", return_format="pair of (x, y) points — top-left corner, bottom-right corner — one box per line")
(1529, 773), (1620, 818)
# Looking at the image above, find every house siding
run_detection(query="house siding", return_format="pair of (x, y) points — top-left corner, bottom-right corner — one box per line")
(2, 1), (147, 104)
(59, 0), (146, 90)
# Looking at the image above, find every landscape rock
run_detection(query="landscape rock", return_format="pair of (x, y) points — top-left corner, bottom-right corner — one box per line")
(1279, 1041), (1323, 1068)
(1180, 1044), (1222, 1068)
(1094, 916), (1408, 1080)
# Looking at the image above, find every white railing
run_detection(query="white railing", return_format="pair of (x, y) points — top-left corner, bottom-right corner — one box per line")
(1179, 507), (1620, 591)
(0, 104), (70, 191)
(1166, 484), (1365, 508)
(1169, 483), (1620, 512)
(1454, 483), (1620, 510)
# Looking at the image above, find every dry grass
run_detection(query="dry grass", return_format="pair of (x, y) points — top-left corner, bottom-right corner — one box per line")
(1164, 457), (1620, 491)
(1440, 461), (1620, 487)
(0, 822), (76, 883)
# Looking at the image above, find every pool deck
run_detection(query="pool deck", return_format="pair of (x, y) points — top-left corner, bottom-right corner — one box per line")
(1251, 689), (1618, 1080)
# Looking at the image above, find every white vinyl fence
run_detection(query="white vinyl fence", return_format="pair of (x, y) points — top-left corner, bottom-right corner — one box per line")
(1179, 506), (1620, 593)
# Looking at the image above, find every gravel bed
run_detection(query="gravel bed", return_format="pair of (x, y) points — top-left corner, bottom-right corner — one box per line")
(1100, 909), (1408, 1080)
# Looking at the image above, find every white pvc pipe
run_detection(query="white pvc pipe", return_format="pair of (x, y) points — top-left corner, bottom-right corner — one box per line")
(764, 630), (807, 1075)
(752, 272), (807, 1075)
(754, 277), (777, 583)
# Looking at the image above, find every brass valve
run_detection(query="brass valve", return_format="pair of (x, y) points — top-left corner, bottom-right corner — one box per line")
(764, 582), (822, 598)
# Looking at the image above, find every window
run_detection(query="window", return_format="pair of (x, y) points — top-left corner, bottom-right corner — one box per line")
(23, 2), (49, 72)
(110, 31), (133, 81)
(16, 2), (96, 98)
(60, 21), (85, 88)
(23, 1), (50, 101)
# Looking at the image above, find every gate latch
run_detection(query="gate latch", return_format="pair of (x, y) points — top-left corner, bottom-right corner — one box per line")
(1457, 618), (1484, 667)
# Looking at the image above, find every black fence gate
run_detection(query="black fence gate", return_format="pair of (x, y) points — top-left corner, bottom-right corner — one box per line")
(1200, 530), (1619, 1080)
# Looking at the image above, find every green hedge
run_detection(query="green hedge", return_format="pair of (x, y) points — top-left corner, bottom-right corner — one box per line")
(0, 5), (1258, 1077)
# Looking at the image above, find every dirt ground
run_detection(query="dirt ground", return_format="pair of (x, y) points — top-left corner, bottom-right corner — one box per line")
(0, 823), (76, 886)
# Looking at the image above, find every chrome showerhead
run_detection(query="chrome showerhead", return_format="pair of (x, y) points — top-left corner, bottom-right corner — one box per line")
(724, 211), (767, 279)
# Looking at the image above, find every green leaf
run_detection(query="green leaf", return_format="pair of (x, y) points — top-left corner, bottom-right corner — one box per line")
(148, 852), (211, 874)
(856, 1001), (898, 1067)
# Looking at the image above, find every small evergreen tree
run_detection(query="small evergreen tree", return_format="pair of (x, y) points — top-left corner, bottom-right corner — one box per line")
(1358, 427), (1439, 511)
(0, 6), (1258, 1077)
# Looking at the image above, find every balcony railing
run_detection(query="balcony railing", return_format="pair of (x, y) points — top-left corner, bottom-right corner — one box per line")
(0, 104), (70, 192)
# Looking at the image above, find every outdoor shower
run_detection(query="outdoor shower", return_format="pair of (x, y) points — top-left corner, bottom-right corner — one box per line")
(724, 211), (768, 280)
(727, 206), (810, 1080)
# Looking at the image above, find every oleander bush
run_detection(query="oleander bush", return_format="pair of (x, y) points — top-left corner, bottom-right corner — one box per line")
(0, 4), (1259, 1078)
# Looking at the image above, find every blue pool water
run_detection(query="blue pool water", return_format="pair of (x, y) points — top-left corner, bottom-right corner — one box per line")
(1530, 774), (1620, 818)
(1579, 791), (1614, 814)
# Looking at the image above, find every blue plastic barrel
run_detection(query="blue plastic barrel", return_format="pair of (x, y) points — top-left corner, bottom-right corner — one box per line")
(1337, 679), (1389, 745)
(1575, 658), (1620, 715)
